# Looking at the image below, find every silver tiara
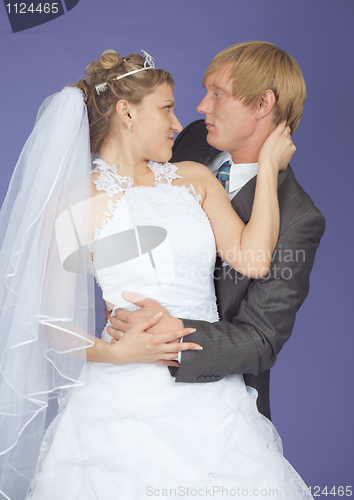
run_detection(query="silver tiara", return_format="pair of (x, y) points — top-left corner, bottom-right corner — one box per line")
(95, 50), (155, 95)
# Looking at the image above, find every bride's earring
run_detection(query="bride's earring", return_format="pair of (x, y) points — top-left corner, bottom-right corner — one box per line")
(128, 122), (132, 134)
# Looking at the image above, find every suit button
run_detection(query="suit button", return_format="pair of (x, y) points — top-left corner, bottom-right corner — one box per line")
(210, 376), (216, 382)
(215, 376), (220, 381)
(197, 376), (205, 382)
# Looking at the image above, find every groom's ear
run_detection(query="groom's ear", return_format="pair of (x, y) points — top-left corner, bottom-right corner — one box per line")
(256, 89), (277, 119)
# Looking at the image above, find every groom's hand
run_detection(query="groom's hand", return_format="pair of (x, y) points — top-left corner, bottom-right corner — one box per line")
(107, 313), (201, 367)
(106, 291), (183, 342)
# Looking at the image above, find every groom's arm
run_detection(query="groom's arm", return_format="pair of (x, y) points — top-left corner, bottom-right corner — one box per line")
(173, 210), (325, 382)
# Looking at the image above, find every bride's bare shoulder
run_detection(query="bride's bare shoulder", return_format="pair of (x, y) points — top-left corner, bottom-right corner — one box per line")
(172, 161), (212, 180)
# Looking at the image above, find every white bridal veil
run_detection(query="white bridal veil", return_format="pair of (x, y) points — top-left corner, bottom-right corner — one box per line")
(0, 87), (95, 499)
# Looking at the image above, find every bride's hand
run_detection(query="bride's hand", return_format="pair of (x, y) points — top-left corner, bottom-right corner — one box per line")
(258, 121), (296, 173)
(106, 292), (184, 339)
(108, 313), (202, 367)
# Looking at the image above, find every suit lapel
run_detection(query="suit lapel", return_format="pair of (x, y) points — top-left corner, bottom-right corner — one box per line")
(231, 177), (256, 223)
(231, 167), (290, 222)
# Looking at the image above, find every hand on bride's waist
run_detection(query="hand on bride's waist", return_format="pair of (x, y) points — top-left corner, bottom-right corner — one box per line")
(92, 291), (203, 367)
(106, 291), (184, 336)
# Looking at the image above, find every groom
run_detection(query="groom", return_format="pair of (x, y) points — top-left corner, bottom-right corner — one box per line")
(107, 41), (325, 420)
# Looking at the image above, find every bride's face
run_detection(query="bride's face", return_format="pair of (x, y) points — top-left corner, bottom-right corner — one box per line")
(132, 83), (182, 162)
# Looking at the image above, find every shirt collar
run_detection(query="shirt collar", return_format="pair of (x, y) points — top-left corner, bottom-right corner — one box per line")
(207, 151), (258, 194)
(229, 161), (258, 193)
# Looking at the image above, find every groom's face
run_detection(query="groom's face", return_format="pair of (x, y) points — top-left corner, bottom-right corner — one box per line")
(197, 65), (257, 156)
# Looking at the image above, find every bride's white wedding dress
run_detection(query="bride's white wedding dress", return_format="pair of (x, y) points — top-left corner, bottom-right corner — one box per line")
(28, 160), (312, 499)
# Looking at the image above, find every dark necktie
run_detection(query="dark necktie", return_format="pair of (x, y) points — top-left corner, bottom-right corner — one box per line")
(216, 161), (231, 189)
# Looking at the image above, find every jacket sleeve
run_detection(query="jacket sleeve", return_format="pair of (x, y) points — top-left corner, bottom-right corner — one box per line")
(172, 211), (326, 382)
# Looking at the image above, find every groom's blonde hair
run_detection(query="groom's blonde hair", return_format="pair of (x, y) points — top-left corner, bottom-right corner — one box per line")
(203, 41), (306, 134)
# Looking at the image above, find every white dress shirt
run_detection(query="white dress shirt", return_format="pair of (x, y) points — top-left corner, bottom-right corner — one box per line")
(207, 151), (258, 201)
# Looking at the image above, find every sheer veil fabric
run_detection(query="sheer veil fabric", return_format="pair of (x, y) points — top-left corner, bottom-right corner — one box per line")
(0, 88), (95, 499)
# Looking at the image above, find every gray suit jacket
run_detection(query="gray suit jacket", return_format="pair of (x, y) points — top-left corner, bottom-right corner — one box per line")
(169, 120), (326, 420)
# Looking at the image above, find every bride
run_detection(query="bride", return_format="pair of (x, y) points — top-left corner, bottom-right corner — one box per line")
(0, 49), (312, 499)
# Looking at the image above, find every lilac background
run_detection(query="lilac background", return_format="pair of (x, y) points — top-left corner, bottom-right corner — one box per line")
(1, 0), (353, 493)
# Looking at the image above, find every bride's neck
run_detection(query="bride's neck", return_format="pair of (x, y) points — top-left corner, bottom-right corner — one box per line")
(99, 136), (148, 178)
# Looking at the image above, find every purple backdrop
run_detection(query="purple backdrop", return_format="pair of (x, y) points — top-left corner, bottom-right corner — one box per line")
(1, 0), (353, 494)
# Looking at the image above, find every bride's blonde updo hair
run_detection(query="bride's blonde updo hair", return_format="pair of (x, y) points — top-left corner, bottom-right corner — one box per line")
(74, 50), (175, 154)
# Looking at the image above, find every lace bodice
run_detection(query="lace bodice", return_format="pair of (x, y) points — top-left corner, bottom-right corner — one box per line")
(91, 159), (218, 323)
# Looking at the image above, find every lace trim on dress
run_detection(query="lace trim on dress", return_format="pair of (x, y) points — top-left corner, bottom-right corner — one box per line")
(92, 158), (184, 195)
(188, 183), (202, 204)
(92, 158), (133, 197)
(172, 302), (219, 322)
(147, 160), (183, 185)
(94, 199), (118, 240)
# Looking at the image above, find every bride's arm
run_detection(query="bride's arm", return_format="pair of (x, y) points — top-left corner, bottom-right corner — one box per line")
(199, 123), (295, 278)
